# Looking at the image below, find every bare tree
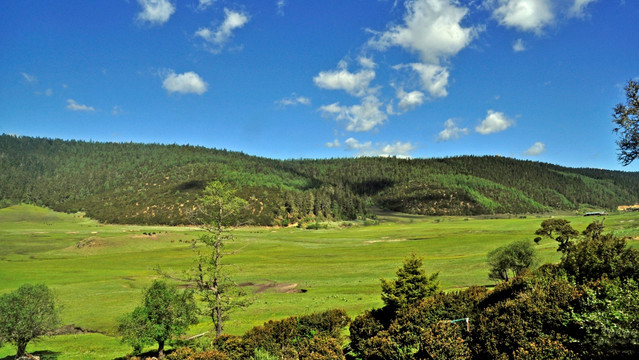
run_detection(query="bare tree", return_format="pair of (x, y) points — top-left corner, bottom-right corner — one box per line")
(158, 180), (251, 337)
(189, 181), (250, 337)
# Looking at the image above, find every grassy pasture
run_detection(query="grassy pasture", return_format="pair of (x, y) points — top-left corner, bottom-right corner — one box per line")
(1, 204), (638, 359)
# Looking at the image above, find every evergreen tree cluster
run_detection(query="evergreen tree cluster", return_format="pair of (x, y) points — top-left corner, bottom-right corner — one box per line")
(2, 134), (639, 225)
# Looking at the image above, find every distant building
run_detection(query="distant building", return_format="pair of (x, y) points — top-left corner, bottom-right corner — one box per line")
(618, 204), (639, 211)
(584, 212), (608, 216)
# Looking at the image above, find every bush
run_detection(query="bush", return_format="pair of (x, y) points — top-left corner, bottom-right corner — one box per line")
(241, 309), (350, 359)
(512, 337), (578, 360)
(167, 347), (230, 360)
(297, 335), (345, 360)
(561, 233), (639, 284)
(414, 321), (472, 360)
(470, 272), (579, 359)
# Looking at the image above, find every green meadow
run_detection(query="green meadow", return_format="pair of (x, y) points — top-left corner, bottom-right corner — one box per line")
(1, 204), (639, 359)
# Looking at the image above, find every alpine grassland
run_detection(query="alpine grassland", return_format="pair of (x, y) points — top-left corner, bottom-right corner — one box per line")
(1, 204), (638, 359)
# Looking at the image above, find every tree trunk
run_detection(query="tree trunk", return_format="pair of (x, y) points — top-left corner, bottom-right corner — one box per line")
(16, 341), (27, 358)
(215, 293), (223, 337)
(158, 340), (165, 359)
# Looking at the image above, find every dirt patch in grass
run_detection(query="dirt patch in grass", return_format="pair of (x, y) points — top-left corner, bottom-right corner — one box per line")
(131, 234), (158, 239)
(239, 281), (306, 294)
(73, 237), (105, 249)
(364, 239), (406, 244)
(51, 324), (101, 335)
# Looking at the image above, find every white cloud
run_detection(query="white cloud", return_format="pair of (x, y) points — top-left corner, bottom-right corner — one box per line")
(112, 105), (123, 115)
(344, 137), (416, 158)
(319, 95), (387, 132)
(476, 110), (514, 134)
(21, 72), (37, 83)
(358, 56), (376, 69)
(396, 63), (450, 98)
(437, 119), (469, 141)
(370, 0), (479, 64)
(195, 9), (250, 52)
(397, 88), (425, 111)
(66, 99), (95, 112)
(44, 89), (53, 96)
(523, 141), (546, 156)
(137, 0), (175, 25)
(162, 71), (208, 95)
(198, 0), (215, 11)
(513, 38), (526, 52)
(276, 93), (311, 108)
(313, 61), (376, 97)
(277, 0), (287, 15)
(490, 0), (554, 33)
(326, 139), (341, 148)
(568, 0), (598, 18)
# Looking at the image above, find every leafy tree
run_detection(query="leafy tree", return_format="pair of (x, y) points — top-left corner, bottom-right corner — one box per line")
(190, 181), (250, 337)
(561, 222), (639, 284)
(0, 283), (59, 358)
(535, 218), (579, 254)
(612, 79), (639, 166)
(380, 253), (440, 315)
(487, 239), (537, 281)
(570, 277), (639, 359)
(118, 280), (198, 359)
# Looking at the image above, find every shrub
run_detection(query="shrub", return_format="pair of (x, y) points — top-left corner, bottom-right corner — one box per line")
(414, 321), (472, 360)
(561, 233), (639, 284)
(297, 335), (345, 360)
(512, 337), (578, 360)
(241, 309), (350, 359)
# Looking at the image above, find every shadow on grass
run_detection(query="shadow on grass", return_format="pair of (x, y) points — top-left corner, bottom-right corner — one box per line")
(0, 350), (60, 360)
(113, 350), (158, 360)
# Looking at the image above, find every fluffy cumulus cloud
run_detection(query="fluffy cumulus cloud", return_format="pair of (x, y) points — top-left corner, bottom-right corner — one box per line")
(195, 9), (250, 52)
(397, 88), (425, 111)
(370, 0), (479, 64)
(162, 71), (208, 95)
(568, 0), (598, 18)
(276, 93), (311, 108)
(437, 119), (469, 141)
(490, 0), (554, 33)
(66, 99), (95, 112)
(320, 95), (387, 132)
(344, 137), (416, 158)
(137, 0), (175, 25)
(395, 63), (450, 98)
(476, 110), (514, 134)
(523, 141), (546, 156)
(313, 61), (376, 97)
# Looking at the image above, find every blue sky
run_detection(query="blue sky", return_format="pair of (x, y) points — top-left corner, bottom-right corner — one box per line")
(1, 0), (638, 170)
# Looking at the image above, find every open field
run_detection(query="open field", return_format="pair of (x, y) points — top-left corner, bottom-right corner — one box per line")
(1, 204), (639, 359)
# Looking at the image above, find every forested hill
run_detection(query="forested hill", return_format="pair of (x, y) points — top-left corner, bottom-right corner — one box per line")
(2, 134), (639, 225)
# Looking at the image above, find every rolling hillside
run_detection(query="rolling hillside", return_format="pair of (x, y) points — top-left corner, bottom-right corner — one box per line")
(2, 134), (639, 225)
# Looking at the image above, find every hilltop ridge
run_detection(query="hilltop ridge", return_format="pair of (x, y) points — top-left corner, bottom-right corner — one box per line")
(2, 134), (638, 225)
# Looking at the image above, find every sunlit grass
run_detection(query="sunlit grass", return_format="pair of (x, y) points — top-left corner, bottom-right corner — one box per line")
(1, 204), (638, 359)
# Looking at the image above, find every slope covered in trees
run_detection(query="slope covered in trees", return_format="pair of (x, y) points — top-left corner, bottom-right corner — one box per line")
(2, 134), (639, 225)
